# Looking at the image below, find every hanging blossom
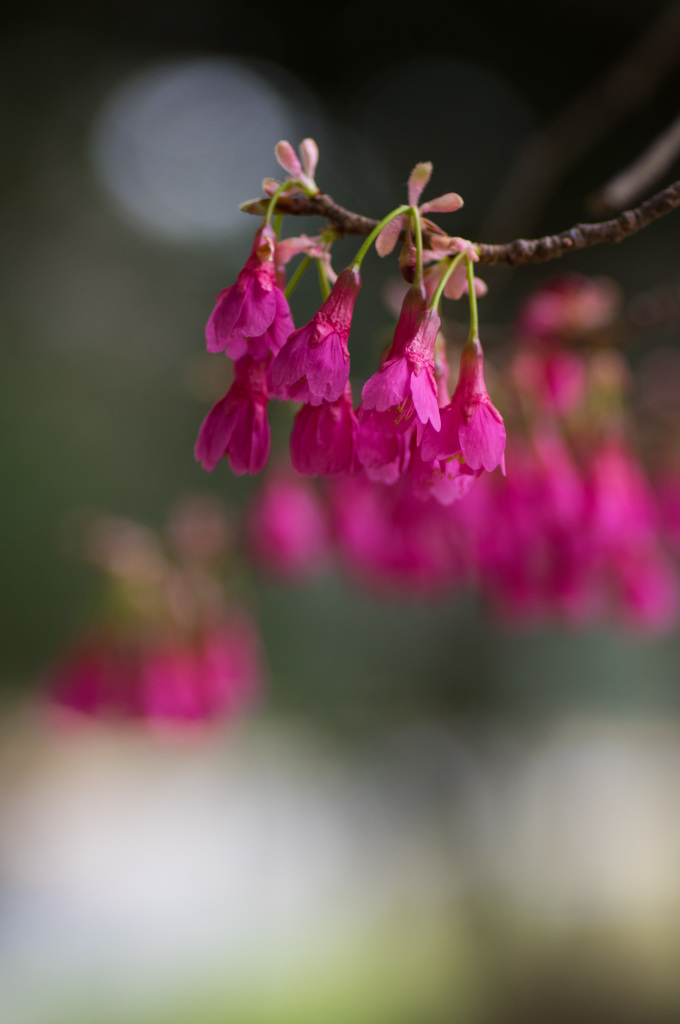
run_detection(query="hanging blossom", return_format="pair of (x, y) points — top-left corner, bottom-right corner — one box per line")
(206, 223), (294, 361)
(421, 334), (506, 475)
(290, 382), (358, 476)
(246, 472), (329, 579)
(270, 266), (362, 404)
(195, 355), (271, 474)
(359, 285), (441, 438)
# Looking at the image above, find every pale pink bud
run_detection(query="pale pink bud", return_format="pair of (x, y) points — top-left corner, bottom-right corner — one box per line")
(419, 192), (464, 214)
(275, 140), (302, 178)
(376, 215), (406, 257)
(407, 162), (433, 207)
(299, 138), (319, 180)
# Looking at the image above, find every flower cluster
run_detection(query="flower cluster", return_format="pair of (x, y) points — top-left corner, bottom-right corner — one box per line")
(47, 496), (264, 730)
(193, 141), (680, 633)
(244, 274), (680, 633)
(195, 141), (506, 505)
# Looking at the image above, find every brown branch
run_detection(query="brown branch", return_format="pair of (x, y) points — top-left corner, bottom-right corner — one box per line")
(242, 179), (680, 267)
(476, 179), (680, 265)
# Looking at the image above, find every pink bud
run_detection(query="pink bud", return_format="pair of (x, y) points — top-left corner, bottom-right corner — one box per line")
(376, 215), (406, 258)
(275, 140), (302, 178)
(419, 192), (464, 214)
(407, 162), (433, 207)
(299, 138), (319, 180)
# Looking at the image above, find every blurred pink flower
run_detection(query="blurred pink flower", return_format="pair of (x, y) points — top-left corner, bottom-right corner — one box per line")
(247, 474), (328, 579)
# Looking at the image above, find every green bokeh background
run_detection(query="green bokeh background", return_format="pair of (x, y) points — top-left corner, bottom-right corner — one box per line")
(4, 3), (680, 1021)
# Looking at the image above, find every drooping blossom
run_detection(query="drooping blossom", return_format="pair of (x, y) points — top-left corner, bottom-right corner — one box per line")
(360, 285), (441, 438)
(206, 224), (294, 360)
(290, 382), (358, 476)
(48, 505), (264, 730)
(51, 622), (263, 726)
(511, 348), (587, 416)
(583, 438), (679, 631)
(270, 266), (361, 404)
(330, 474), (469, 595)
(407, 433), (477, 505)
(355, 418), (411, 485)
(421, 335), (505, 474)
(247, 473), (328, 579)
(195, 355), (271, 475)
(516, 273), (621, 344)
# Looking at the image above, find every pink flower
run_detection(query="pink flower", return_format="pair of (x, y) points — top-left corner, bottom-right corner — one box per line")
(195, 355), (271, 475)
(290, 383), (357, 476)
(421, 337), (505, 474)
(50, 624), (263, 727)
(330, 475), (468, 595)
(516, 273), (620, 344)
(270, 266), (361, 404)
(199, 617), (264, 716)
(247, 474), (328, 579)
(355, 417), (411, 484)
(407, 433), (477, 505)
(206, 224), (294, 360)
(360, 286), (441, 437)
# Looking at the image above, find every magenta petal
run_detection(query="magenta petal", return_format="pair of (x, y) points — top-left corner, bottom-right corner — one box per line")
(410, 369), (440, 431)
(362, 357), (411, 412)
(206, 276), (278, 354)
(227, 404), (270, 475)
(250, 289), (295, 357)
(355, 418), (409, 484)
(420, 405), (461, 461)
(291, 400), (355, 476)
(206, 287), (244, 353)
(305, 334), (350, 402)
(237, 277), (278, 339)
(459, 404), (506, 473)
(270, 323), (315, 392)
(194, 396), (236, 471)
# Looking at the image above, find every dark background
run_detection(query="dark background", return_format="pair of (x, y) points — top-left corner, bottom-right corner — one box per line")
(4, 4), (680, 1023)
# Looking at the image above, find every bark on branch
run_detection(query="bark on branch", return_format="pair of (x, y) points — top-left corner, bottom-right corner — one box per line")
(243, 179), (680, 267)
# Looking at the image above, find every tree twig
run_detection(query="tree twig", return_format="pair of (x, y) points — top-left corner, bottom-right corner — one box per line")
(590, 110), (680, 213)
(242, 179), (680, 267)
(479, 2), (680, 239)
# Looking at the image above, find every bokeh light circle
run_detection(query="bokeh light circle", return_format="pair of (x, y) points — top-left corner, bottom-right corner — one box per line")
(91, 57), (319, 241)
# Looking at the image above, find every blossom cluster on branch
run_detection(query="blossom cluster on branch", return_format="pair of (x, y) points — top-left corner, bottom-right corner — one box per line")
(247, 273), (680, 632)
(191, 139), (680, 633)
(196, 139), (505, 504)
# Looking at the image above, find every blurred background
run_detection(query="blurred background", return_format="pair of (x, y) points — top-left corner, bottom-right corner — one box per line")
(4, 1), (680, 1021)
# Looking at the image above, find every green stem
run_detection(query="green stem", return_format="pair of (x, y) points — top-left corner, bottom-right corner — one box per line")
(409, 205), (424, 287)
(265, 182), (292, 225)
(466, 256), (479, 342)
(350, 204), (410, 269)
(283, 255), (311, 299)
(428, 251), (466, 311)
(317, 257), (331, 301)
